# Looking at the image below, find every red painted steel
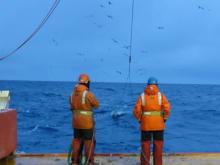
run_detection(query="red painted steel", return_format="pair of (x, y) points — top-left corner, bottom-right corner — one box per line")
(0, 109), (17, 159)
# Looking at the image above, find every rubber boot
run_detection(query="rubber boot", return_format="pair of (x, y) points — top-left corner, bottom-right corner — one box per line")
(153, 140), (163, 165)
(84, 140), (95, 165)
(141, 141), (151, 165)
(72, 138), (81, 164)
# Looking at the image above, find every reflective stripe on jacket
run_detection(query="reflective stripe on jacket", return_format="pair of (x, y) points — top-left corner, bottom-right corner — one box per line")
(133, 85), (171, 131)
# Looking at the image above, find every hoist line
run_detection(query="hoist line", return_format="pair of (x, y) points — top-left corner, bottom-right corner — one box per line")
(121, 0), (135, 100)
(128, 0), (135, 82)
(128, 2), (153, 164)
(0, 0), (60, 61)
(118, 0), (135, 103)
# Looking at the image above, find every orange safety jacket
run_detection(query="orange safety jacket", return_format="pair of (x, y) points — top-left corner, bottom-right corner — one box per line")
(133, 85), (171, 131)
(70, 84), (99, 129)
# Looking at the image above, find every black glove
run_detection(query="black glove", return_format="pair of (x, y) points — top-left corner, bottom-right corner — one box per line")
(164, 119), (167, 123)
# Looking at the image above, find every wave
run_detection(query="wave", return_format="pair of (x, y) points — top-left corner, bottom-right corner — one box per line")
(16, 151), (26, 154)
(111, 111), (127, 119)
(42, 92), (61, 97)
(104, 88), (115, 92)
(38, 125), (59, 132)
(96, 87), (115, 92)
(29, 124), (39, 133)
(94, 111), (129, 120)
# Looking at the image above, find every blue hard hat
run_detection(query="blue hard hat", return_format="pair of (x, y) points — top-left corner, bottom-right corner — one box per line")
(147, 77), (158, 85)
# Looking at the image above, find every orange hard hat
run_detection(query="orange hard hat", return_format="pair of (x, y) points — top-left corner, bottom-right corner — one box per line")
(78, 74), (90, 84)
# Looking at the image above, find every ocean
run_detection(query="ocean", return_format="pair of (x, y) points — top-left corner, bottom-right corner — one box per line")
(1, 80), (220, 153)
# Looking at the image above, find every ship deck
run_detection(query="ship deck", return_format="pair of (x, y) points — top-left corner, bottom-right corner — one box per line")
(1, 153), (220, 165)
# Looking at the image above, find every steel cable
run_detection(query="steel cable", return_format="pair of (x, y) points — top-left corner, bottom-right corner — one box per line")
(0, 0), (60, 61)
(128, 0), (135, 82)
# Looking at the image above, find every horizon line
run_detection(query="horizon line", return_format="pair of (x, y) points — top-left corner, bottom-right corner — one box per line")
(1, 79), (220, 86)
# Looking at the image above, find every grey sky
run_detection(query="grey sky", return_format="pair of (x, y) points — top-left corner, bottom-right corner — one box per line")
(1, 0), (220, 84)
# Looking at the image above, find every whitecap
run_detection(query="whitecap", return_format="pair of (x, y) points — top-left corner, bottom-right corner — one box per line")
(28, 124), (39, 134)
(111, 111), (126, 119)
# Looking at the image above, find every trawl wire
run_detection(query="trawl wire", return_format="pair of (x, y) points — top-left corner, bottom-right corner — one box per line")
(0, 0), (61, 61)
(128, 0), (135, 82)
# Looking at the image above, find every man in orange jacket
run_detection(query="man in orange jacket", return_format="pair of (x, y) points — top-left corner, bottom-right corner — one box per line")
(133, 77), (171, 165)
(70, 74), (99, 165)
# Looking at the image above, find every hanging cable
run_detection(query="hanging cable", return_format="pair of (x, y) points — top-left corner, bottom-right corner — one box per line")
(120, 0), (135, 101)
(0, 0), (61, 61)
(129, 2), (153, 164)
(128, 0), (135, 82)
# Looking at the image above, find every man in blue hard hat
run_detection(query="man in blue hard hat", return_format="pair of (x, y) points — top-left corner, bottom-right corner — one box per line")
(133, 77), (171, 165)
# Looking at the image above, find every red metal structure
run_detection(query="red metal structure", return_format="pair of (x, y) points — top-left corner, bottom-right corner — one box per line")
(0, 109), (17, 159)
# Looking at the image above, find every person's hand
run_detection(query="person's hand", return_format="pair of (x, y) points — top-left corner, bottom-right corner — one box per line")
(164, 119), (167, 123)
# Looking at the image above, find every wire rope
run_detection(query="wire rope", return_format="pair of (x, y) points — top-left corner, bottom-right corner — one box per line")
(128, 0), (135, 82)
(0, 0), (60, 61)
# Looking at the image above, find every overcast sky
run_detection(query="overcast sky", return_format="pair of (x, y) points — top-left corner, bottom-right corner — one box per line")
(1, 0), (220, 84)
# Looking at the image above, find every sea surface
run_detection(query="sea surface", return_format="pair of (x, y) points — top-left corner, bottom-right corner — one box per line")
(1, 80), (220, 153)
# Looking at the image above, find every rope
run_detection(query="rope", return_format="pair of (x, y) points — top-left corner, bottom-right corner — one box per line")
(85, 128), (95, 165)
(68, 121), (96, 165)
(67, 144), (73, 165)
(128, 0), (135, 82)
(141, 148), (153, 165)
(67, 140), (85, 165)
(0, 0), (61, 61)
(121, 0), (135, 106)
